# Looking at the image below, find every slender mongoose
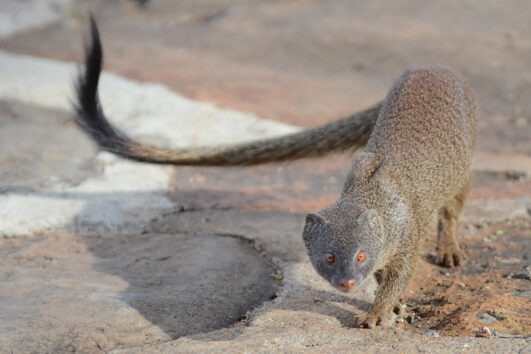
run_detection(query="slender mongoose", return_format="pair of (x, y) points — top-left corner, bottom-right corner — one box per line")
(74, 18), (477, 328)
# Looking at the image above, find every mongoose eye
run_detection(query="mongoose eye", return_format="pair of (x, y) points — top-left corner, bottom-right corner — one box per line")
(356, 251), (366, 263)
(325, 253), (336, 264)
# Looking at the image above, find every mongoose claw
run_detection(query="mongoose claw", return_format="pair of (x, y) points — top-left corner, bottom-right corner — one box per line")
(359, 311), (395, 329)
(437, 245), (465, 268)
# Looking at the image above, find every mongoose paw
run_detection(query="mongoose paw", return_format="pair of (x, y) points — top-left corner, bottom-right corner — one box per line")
(436, 245), (465, 268)
(359, 310), (395, 329)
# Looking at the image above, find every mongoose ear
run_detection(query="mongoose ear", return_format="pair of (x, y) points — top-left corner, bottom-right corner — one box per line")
(305, 213), (320, 224)
(358, 209), (384, 236)
(302, 212), (323, 241)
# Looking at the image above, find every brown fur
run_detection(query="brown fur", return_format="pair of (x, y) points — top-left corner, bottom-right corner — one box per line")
(303, 65), (477, 327)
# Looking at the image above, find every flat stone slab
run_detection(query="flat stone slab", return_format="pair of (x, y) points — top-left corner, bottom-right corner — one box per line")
(0, 49), (297, 237)
(0, 232), (277, 353)
(0, 99), (98, 192)
(0, 0), (71, 39)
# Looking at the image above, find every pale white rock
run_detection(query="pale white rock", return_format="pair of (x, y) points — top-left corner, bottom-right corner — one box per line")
(0, 0), (71, 39)
(0, 50), (300, 147)
(0, 51), (300, 237)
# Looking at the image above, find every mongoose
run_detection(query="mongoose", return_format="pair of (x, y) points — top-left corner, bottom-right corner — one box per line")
(74, 18), (477, 328)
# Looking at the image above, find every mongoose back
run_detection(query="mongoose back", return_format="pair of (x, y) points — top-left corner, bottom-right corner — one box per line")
(75, 18), (477, 328)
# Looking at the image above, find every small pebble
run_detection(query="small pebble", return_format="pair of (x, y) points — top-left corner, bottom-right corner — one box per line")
(271, 273), (283, 281)
(458, 283), (465, 288)
(493, 330), (523, 339)
(476, 327), (491, 338)
(476, 312), (497, 324)
(487, 311), (506, 321)
(425, 329), (439, 337)
(511, 273), (529, 280)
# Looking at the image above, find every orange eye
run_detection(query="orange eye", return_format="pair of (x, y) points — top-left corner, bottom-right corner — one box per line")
(325, 253), (336, 264)
(356, 251), (366, 263)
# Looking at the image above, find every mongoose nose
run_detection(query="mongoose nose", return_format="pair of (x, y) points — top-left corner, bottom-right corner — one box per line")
(340, 278), (356, 290)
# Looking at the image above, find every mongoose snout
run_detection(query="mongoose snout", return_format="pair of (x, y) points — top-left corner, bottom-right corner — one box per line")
(340, 278), (356, 290)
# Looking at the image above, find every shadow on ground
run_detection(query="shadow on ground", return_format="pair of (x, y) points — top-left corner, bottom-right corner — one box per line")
(83, 231), (278, 340)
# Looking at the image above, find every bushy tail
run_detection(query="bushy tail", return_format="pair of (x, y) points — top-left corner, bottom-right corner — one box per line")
(74, 17), (381, 166)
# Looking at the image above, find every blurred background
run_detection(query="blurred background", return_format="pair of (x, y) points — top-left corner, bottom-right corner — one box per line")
(1, 0), (530, 152)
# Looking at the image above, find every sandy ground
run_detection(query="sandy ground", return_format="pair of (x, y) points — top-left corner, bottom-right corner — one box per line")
(0, 0), (530, 352)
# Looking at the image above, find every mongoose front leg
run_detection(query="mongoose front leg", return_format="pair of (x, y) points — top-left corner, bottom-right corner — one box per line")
(361, 255), (416, 328)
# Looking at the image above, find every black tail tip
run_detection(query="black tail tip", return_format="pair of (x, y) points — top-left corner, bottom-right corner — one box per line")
(73, 13), (104, 131)
(87, 13), (102, 60)
(89, 13), (98, 39)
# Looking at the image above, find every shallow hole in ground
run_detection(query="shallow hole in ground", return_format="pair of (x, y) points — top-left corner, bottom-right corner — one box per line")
(84, 232), (281, 340)
(0, 232), (281, 352)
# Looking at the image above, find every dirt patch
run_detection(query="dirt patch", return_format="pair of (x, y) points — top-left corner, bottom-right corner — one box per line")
(398, 218), (530, 337)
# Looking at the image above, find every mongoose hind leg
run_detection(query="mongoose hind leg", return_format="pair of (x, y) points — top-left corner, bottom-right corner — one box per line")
(436, 179), (470, 268)
(361, 252), (417, 328)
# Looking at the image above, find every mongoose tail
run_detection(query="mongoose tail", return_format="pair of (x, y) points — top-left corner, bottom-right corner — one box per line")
(74, 17), (381, 166)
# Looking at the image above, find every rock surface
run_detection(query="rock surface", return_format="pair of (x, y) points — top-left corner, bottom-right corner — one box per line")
(0, 232), (277, 352)
(0, 100), (98, 193)
(0, 0), (530, 352)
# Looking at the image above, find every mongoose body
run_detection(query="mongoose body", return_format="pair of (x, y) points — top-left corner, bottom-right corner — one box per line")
(303, 65), (476, 327)
(75, 19), (477, 328)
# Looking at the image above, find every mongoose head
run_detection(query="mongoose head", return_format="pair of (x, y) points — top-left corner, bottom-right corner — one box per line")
(302, 202), (385, 292)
